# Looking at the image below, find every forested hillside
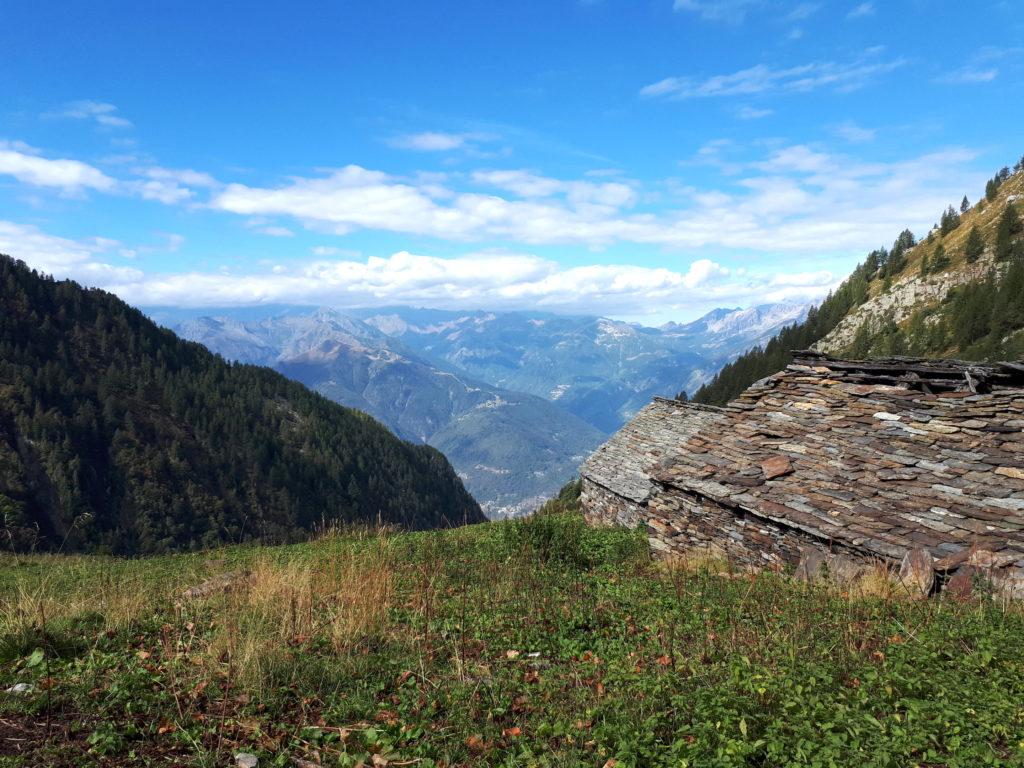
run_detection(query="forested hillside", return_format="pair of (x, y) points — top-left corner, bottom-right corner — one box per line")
(694, 155), (1024, 406)
(0, 256), (483, 555)
(171, 311), (604, 519)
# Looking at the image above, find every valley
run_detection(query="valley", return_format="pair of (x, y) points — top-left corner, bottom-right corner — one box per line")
(161, 303), (808, 517)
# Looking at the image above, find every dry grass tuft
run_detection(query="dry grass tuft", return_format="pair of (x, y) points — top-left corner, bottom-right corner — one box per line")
(654, 545), (738, 577)
(195, 540), (396, 690)
(0, 567), (156, 641)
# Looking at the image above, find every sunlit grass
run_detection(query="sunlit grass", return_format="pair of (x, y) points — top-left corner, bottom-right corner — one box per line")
(2, 516), (1023, 767)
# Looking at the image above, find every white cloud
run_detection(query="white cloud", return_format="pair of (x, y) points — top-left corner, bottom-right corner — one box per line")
(11, 239), (833, 318)
(0, 141), (116, 193)
(258, 226), (295, 237)
(471, 169), (638, 207)
(684, 139), (745, 175)
(204, 144), (985, 255)
(244, 219), (295, 237)
(141, 166), (218, 187)
(834, 121), (876, 143)
(935, 66), (999, 84)
(387, 131), (497, 152)
(846, 2), (875, 19)
(0, 221), (141, 283)
(640, 55), (904, 99)
(785, 2), (820, 21)
(128, 179), (195, 204)
(673, 0), (761, 24)
(681, 258), (730, 288)
(47, 100), (133, 129)
(0, 143), (214, 204)
(3, 134), (987, 319)
(935, 47), (1021, 85)
(125, 166), (220, 205)
(470, 169), (566, 198)
(0, 139), (990, 309)
(210, 165), (645, 245)
(736, 105), (773, 120)
(311, 245), (360, 258)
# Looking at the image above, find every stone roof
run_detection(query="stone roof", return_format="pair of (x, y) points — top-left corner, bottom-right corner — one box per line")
(649, 352), (1024, 565)
(580, 397), (726, 503)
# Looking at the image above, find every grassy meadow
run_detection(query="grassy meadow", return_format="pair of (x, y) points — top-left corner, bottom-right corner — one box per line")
(2, 506), (1024, 767)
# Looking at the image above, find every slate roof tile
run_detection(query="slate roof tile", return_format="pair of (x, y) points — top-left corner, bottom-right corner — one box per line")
(581, 352), (1024, 566)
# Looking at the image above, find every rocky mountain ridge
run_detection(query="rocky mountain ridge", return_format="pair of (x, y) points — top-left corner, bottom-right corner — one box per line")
(358, 304), (808, 433)
(819, 167), (1024, 356)
(817, 256), (1002, 353)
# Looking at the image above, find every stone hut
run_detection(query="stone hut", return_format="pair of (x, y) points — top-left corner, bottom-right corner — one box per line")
(581, 352), (1024, 596)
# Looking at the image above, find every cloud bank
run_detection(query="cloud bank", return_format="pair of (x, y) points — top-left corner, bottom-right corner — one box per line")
(0, 134), (990, 319)
(205, 146), (982, 254)
(0, 226), (836, 318)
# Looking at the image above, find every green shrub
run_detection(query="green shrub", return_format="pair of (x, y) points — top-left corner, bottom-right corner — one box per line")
(502, 511), (595, 568)
(501, 498), (647, 570)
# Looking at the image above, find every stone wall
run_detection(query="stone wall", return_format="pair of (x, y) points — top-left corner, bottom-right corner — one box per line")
(646, 485), (871, 571)
(580, 478), (644, 529)
(589, 479), (1024, 598)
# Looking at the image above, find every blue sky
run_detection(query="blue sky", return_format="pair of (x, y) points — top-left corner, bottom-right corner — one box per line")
(1, 0), (1022, 323)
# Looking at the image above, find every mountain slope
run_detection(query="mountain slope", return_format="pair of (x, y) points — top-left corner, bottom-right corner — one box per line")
(171, 311), (605, 518)
(0, 256), (483, 554)
(816, 167), (1024, 360)
(694, 157), (1024, 405)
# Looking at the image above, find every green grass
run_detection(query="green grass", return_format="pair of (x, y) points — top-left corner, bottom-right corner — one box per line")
(2, 514), (1024, 767)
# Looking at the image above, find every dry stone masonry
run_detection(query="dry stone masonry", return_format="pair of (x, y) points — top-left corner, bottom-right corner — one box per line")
(581, 352), (1024, 597)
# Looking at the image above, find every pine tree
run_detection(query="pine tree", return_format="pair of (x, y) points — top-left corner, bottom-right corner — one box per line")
(919, 252), (931, 277)
(940, 205), (961, 235)
(996, 204), (1022, 262)
(964, 226), (985, 263)
(961, 195), (970, 213)
(849, 321), (872, 358)
(930, 243), (950, 273)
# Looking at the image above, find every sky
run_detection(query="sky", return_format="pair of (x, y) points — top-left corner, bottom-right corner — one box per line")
(1, 0), (1022, 325)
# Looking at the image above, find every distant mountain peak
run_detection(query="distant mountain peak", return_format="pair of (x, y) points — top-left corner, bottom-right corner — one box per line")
(660, 302), (810, 345)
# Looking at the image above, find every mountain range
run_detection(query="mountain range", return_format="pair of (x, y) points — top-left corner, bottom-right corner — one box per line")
(358, 304), (808, 429)
(161, 302), (809, 517)
(172, 311), (603, 518)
